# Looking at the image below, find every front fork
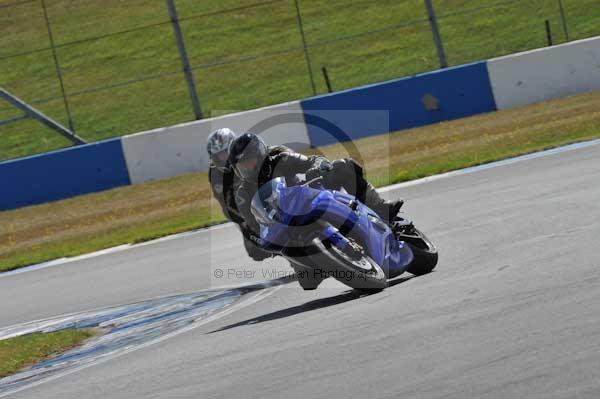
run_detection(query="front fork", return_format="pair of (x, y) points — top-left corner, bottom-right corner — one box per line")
(319, 223), (353, 251)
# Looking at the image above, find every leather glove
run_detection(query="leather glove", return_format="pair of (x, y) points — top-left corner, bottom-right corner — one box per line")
(306, 159), (333, 181)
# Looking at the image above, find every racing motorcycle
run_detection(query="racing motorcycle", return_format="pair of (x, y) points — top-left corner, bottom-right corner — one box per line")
(250, 176), (438, 291)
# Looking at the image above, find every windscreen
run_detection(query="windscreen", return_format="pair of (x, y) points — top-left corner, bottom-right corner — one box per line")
(250, 177), (286, 225)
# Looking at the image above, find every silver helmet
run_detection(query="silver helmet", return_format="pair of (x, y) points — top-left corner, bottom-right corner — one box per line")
(206, 128), (236, 171)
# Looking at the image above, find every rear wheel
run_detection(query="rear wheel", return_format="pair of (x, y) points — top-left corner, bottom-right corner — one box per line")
(394, 221), (438, 276)
(405, 241), (438, 275)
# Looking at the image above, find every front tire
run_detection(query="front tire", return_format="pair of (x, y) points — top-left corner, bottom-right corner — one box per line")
(309, 238), (387, 291)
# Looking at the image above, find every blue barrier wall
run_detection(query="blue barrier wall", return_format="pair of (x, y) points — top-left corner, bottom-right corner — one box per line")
(300, 61), (497, 147)
(0, 139), (130, 211)
(4, 40), (595, 211)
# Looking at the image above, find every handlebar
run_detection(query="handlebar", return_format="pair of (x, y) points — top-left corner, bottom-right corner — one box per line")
(301, 175), (324, 188)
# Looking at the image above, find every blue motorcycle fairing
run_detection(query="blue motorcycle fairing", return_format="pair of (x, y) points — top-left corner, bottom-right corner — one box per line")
(257, 186), (349, 254)
(253, 178), (413, 276)
(311, 189), (413, 273)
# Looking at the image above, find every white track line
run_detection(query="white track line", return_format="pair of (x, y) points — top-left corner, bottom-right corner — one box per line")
(3, 137), (600, 278)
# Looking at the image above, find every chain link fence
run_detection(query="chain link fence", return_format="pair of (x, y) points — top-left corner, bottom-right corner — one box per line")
(0, 0), (598, 160)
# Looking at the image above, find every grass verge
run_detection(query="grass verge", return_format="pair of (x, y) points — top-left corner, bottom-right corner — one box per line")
(0, 90), (599, 272)
(0, 329), (95, 378)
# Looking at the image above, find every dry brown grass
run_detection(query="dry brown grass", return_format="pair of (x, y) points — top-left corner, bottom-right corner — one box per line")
(1, 90), (599, 271)
(0, 171), (223, 269)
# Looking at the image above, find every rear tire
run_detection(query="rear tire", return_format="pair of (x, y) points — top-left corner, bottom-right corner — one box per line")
(405, 241), (438, 275)
(395, 225), (438, 276)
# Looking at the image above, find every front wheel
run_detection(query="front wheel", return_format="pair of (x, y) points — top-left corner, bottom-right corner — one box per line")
(309, 238), (388, 291)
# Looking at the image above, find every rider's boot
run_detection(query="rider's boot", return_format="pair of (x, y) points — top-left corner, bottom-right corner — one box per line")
(291, 264), (327, 290)
(363, 183), (404, 224)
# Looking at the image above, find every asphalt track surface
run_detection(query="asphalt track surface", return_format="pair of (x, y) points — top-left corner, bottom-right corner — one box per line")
(1, 141), (600, 398)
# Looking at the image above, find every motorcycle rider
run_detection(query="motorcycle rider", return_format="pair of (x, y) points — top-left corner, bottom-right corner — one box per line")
(229, 133), (403, 289)
(206, 128), (272, 261)
(207, 128), (241, 224)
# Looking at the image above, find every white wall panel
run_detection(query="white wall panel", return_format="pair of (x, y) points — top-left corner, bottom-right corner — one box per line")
(122, 101), (310, 184)
(488, 36), (600, 110)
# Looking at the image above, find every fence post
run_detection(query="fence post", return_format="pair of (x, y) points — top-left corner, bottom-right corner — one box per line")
(41, 0), (76, 133)
(166, 0), (203, 120)
(322, 66), (333, 93)
(294, 0), (317, 96)
(545, 20), (553, 46)
(558, 0), (569, 41)
(423, 0), (447, 69)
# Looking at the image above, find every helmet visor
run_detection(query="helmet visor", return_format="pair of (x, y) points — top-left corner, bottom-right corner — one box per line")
(233, 156), (260, 181)
(230, 135), (268, 182)
(211, 150), (229, 168)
